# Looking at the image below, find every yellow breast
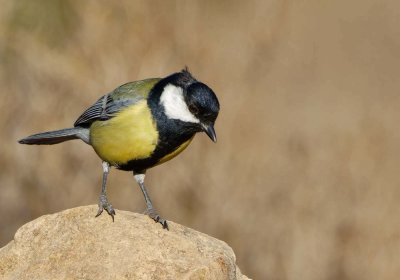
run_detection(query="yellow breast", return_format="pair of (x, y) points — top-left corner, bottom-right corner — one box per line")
(89, 100), (158, 166)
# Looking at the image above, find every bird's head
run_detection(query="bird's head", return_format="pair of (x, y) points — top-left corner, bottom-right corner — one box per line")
(158, 69), (220, 142)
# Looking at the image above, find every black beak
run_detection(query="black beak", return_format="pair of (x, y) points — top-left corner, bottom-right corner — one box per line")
(203, 124), (217, 143)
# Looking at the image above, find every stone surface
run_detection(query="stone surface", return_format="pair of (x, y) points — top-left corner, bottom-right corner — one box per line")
(0, 205), (249, 280)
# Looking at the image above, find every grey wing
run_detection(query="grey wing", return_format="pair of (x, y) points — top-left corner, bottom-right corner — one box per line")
(73, 93), (140, 127)
(73, 78), (161, 127)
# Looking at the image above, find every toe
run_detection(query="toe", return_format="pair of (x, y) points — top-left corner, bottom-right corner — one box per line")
(145, 208), (169, 230)
(161, 220), (169, 230)
(95, 207), (103, 217)
(106, 206), (115, 221)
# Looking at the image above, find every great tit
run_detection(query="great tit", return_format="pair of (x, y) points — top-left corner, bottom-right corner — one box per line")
(19, 69), (220, 229)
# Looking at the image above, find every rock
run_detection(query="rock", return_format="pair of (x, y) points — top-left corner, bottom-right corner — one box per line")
(0, 205), (249, 280)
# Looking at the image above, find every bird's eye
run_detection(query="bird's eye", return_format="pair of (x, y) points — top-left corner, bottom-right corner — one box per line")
(188, 104), (199, 115)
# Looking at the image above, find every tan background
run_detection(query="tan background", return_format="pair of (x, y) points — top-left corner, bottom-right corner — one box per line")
(1, 1), (400, 279)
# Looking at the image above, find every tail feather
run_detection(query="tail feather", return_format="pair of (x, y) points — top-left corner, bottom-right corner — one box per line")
(19, 127), (89, 145)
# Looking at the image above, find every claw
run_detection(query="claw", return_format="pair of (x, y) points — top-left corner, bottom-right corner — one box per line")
(160, 219), (169, 230)
(95, 194), (115, 222)
(95, 207), (103, 217)
(145, 207), (169, 230)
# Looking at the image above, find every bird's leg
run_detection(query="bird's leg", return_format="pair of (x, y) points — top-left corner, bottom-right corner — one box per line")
(134, 173), (169, 230)
(95, 161), (115, 221)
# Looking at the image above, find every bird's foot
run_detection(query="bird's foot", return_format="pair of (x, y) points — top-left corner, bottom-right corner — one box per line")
(145, 207), (169, 230)
(95, 194), (115, 221)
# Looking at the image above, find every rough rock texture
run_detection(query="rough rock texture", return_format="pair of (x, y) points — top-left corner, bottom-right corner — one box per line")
(0, 205), (249, 280)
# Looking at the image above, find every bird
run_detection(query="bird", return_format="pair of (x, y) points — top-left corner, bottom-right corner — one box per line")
(18, 69), (220, 230)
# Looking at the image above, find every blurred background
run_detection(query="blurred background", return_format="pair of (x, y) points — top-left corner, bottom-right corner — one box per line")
(1, 0), (400, 279)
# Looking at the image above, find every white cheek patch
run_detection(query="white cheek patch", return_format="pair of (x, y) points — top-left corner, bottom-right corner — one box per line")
(159, 84), (200, 123)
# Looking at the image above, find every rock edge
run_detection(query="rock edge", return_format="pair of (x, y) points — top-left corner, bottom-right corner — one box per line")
(0, 205), (249, 280)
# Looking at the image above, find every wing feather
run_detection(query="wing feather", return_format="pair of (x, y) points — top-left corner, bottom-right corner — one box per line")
(74, 78), (160, 127)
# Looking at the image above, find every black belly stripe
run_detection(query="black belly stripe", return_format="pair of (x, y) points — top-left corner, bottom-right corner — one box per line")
(117, 132), (195, 173)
